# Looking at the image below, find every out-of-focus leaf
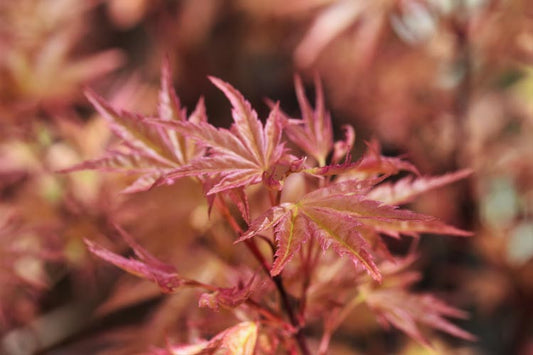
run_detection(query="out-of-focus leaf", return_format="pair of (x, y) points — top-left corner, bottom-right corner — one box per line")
(148, 321), (258, 355)
(352, 139), (420, 178)
(0, 0), (123, 115)
(85, 226), (184, 293)
(61, 60), (206, 193)
(294, 0), (368, 67)
(367, 169), (473, 205)
(366, 289), (476, 347)
(198, 277), (255, 311)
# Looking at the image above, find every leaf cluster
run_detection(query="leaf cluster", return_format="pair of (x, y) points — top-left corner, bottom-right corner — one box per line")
(71, 61), (475, 353)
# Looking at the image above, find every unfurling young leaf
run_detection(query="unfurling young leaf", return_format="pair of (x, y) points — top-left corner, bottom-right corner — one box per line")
(198, 277), (255, 311)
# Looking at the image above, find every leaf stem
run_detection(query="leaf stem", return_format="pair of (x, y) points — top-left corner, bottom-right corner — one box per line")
(269, 189), (281, 206)
(246, 298), (291, 329)
(215, 195), (244, 234)
(273, 275), (311, 355)
(182, 279), (218, 292)
(298, 238), (316, 321)
(215, 194), (310, 354)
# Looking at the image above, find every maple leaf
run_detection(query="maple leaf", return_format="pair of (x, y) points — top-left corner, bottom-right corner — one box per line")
(302, 139), (418, 179)
(226, 186), (251, 224)
(353, 139), (419, 177)
(290, 0), (438, 68)
(318, 256), (475, 349)
(85, 225), (183, 293)
(239, 179), (471, 282)
(356, 256), (476, 346)
(0, 0), (124, 113)
(61, 58), (206, 193)
(280, 75), (334, 166)
(293, 0), (385, 68)
(332, 124), (356, 164)
(367, 169), (473, 205)
(148, 77), (286, 195)
(366, 285), (476, 347)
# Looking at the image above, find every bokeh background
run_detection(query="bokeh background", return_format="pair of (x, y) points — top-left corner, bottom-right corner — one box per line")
(1, 0), (532, 354)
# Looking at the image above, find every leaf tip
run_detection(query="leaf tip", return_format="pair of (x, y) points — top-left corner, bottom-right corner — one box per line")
(207, 75), (225, 88)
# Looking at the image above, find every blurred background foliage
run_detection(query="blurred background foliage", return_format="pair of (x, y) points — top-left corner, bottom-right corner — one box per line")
(0, 0), (532, 354)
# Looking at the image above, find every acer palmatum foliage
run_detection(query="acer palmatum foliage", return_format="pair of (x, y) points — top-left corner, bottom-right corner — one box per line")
(68, 60), (475, 353)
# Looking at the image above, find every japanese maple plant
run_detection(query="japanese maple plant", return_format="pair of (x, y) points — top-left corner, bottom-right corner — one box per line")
(65, 59), (476, 354)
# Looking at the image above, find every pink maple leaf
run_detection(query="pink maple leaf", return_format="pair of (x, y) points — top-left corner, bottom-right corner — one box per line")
(148, 77), (287, 195)
(238, 179), (471, 282)
(60, 58), (206, 193)
(280, 75), (334, 167)
(85, 225), (183, 293)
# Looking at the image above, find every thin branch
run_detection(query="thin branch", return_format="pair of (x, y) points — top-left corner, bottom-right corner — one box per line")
(273, 275), (311, 355)
(215, 194), (310, 354)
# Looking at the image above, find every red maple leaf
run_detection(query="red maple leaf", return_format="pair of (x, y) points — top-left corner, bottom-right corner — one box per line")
(280, 75), (334, 167)
(238, 179), (471, 282)
(364, 262), (476, 346)
(149, 77), (287, 195)
(60, 58), (206, 193)
(85, 225), (183, 293)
